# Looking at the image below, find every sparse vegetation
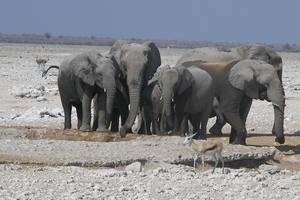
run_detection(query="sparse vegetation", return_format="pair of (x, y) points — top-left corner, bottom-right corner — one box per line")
(44, 32), (51, 39)
(0, 33), (299, 52)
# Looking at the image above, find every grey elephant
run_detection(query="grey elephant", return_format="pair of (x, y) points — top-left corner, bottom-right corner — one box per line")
(138, 65), (171, 135)
(175, 44), (283, 136)
(92, 77), (129, 132)
(139, 65), (224, 136)
(181, 59), (285, 145)
(109, 40), (161, 137)
(158, 66), (215, 139)
(53, 51), (119, 131)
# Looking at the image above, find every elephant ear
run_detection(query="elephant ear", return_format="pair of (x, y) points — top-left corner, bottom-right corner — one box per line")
(108, 40), (129, 79)
(109, 40), (129, 56)
(228, 59), (267, 99)
(177, 67), (194, 95)
(71, 54), (96, 86)
(143, 41), (161, 81)
(105, 54), (120, 78)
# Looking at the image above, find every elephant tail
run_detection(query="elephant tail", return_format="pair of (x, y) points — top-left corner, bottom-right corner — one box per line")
(42, 65), (59, 77)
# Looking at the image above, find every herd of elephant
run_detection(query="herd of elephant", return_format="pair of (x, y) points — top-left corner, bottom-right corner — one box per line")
(43, 40), (285, 145)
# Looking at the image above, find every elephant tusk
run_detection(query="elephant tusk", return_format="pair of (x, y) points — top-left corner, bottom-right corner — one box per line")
(160, 96), (162, 101)
(104, 88), (106, 92)
(167, 131), (173, 135)
(272, 101), (280, 107)
(172, 98), (174, 102)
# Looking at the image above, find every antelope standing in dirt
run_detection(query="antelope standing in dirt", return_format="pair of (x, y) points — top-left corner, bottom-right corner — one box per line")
(183, 132), (224, 174)
(35, 56), (49, 72)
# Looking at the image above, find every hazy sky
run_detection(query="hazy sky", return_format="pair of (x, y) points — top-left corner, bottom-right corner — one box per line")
(1, 1), (299, 44)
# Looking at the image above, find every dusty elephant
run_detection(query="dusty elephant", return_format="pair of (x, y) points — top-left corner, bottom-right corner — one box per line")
(52, 51), (119, 131)
(109, 40), (161, 137)
(181, 59), (285, 145)
(158, 66), (215, 139)
(175, 44), (283, 136)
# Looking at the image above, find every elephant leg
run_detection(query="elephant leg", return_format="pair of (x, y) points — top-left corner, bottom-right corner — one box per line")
(272, 124), (276, 135)
(144, 100), (158, 135)
(209, 98), (226, 135)
(110, 108), (120, 132)
(136, 110), (146, 134)
(174, 116), (181, 134)
(143, 106), (153, 135)
(79, 95), (93, 132)
(96, 92), (109, 132)
(63, 103), (72, 129)
(228, 95), (253, 144)
(240, 96), (252, 125)
(155, 117), (161, 135)
(190, 114), (202, 139)
(229, 128), (237, 144)
(160, 111), (167, 134)
(200, 108), (212, 140)
(114, 90), (132, 133)
(224, 111), (247, 145)
(209, 119), (226, 136)
(179, 114), (189, 136)
(75, 104), (82, 130)
(92, 96), (98, 131)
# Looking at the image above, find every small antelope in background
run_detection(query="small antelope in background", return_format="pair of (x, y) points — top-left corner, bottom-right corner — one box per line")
(35, 56), (49, 72)
(183, 133), (224, 174)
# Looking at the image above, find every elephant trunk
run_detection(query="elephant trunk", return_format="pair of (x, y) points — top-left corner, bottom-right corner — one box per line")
(162, 88), (174, 131)
(273, 102), (285, 144)
(104, 81), (116, 129)
(119, 79), (142, 138)
(267, 80), (285, 144)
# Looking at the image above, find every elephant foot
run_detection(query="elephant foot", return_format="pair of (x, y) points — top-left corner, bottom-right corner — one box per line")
(275, 136), (285, 144)
(96, 127), (109, 132)
(79, 125), (92, 132)
(232, 138), (247, 145)
(209, 124), (223, 136)
(110, 126), (119, 133)
(120, 126), (127, 138)
(64, 124), (72, 130)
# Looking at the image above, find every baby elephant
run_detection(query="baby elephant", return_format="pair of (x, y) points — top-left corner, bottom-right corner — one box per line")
(158, 66), (215, 139)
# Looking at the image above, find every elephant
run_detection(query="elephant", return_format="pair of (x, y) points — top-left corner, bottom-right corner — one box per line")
(158, 66), (215, 139)
(109, 40), (161, 137)
(92, 76), (129, 132)
(139, 64), (224, 136)
(138, 65), (171, 135)
(54, 51), (119, 131)
(175, 44), (283, 136)
(181, 59), (285, 145)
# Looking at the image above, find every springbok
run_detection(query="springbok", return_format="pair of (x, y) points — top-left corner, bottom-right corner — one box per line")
(35, 56), (49, 72)
(183, 133), (224, 173)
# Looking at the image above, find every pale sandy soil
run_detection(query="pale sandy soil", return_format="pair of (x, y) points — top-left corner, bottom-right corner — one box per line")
(0, 43), (299, 199)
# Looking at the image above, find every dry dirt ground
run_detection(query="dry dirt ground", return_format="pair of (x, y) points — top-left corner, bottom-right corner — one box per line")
(0, 43), (300, 198)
